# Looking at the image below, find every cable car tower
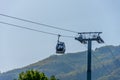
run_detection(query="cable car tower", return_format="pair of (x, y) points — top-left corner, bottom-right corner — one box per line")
(75, 32), (104, 80)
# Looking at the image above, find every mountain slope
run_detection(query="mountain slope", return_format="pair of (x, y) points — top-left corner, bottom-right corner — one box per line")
(0, 45), (120, 80)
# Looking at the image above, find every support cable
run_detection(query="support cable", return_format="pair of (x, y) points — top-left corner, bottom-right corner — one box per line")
(0, 14), (78, 33)
(0, 21), (74, 38)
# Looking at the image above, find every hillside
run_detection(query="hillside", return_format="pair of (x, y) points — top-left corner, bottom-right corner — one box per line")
(0, 45), (120, 80)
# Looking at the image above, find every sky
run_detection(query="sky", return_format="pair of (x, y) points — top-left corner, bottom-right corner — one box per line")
(0, 0), (120, 72)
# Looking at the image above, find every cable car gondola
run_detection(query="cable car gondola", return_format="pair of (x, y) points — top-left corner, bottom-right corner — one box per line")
(56, 35), (66, 54)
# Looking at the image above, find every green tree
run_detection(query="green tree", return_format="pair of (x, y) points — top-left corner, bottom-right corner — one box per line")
(17, 70), (48, 80)
(50, 75), (57, 80)
(16, 70), (58, 80)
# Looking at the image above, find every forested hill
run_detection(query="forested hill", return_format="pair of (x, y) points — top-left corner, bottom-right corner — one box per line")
(0, 45), (120, 80)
